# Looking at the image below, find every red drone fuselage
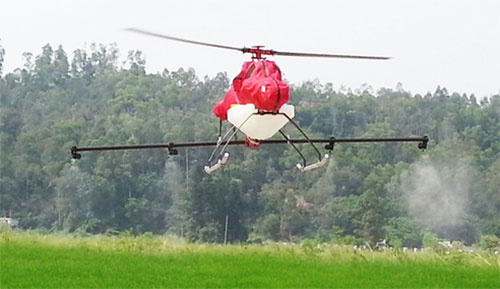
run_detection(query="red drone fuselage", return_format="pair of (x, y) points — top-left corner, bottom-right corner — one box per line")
(213, 60), (290, 120)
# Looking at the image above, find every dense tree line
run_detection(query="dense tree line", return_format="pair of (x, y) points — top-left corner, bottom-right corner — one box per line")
(0, 42), (498, 246)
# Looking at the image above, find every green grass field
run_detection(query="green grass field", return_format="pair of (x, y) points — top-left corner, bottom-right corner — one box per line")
(1, 231), (499, 288)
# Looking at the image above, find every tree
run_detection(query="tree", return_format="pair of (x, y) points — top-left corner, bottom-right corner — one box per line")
(124, 50), (146, 75)
(90, 43), (119, 75)
(0, 39), (5, 76)
(71, 48), (93, 80)
(53, 45), (69, 85)
(33, 44), (54, 90)
(70, 43), (119, 81)
(54, 165), (94, 231)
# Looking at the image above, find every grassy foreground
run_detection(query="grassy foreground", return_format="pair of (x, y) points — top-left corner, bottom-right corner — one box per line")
(1, 232), (499, 288)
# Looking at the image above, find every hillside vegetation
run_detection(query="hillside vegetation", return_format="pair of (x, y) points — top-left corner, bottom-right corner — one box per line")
(0, 43), (499, 247)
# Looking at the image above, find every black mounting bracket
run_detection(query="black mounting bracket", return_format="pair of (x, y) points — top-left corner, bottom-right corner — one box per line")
(325, 137), (335, 151)
(71, 146), (82, 160)
(168, 142), (179, 155)
(418, 135), (429, 150)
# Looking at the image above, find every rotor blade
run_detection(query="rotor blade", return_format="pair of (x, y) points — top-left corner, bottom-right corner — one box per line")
(272, 50), (391, 60)
(125, 28), (244, 52)
(126, 28), (390, 60)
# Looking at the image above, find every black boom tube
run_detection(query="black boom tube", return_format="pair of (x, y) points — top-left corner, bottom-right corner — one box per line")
(70, 135), (429, 159)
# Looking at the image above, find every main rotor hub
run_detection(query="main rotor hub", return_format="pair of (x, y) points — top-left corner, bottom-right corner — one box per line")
(243, 45), (275, 60)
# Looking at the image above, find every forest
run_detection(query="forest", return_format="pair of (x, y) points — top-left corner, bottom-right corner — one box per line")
(0, 42), (498, 247)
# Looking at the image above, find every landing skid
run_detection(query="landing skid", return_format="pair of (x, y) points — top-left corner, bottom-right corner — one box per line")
(204, 111), (333, 173)
(204, 113), (254, 174)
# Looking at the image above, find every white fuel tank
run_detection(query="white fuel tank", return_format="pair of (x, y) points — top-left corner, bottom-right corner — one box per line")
(227, 104), (295, 140)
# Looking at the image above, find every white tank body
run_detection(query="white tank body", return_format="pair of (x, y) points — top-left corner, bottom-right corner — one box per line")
(227, 104), (295, 140)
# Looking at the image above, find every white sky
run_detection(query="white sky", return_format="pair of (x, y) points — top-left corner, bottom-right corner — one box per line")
(1, 0), (499, 98)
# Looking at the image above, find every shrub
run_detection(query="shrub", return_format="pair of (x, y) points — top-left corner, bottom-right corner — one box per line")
(422, 232), (442, 251)
(198, 224), (219, 243)
(478, 234), (500, 250)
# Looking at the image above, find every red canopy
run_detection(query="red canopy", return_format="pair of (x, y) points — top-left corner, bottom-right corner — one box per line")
(213, 60), (289, 120)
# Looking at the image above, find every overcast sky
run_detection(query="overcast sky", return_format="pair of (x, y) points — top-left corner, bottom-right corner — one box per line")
(1, 0), (499, 98)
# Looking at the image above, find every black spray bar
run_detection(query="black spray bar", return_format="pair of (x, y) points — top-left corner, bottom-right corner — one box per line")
(71, 135), (429, 159)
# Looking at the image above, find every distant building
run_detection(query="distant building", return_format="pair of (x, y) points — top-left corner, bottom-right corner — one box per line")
(0, 218), (19, 228)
